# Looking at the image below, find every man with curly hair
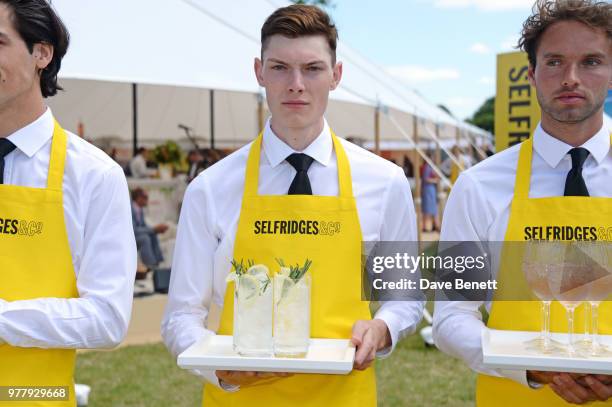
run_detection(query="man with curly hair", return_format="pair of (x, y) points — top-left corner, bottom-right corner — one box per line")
(434, 0), (612, 405)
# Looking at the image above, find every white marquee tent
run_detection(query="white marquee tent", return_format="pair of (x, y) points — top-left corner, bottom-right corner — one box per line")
(47, 0), (491, 156)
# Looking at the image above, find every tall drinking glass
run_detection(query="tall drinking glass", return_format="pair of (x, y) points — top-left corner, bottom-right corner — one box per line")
(577, 301), (591, 350)
(273, 261), (311, 358)
(580, 241), (612, 356)
(228, 263), (273, 356)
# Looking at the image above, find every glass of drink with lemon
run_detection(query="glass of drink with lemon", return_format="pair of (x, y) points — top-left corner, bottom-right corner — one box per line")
(226, 260), (273, 356)
(273, 259), (312, 358)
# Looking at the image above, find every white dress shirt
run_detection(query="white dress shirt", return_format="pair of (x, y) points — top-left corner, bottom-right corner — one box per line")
(129, 154), (155, 178)
(162, 119), (424, 389)
(434, 122), (612, 386)
(0, 108), (137, 349)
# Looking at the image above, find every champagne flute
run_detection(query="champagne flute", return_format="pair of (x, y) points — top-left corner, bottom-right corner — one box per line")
(577, 301), (591, 350)
(522, 240), (558, 352)
(547, 241), (590, 357)
(580, 241), (612, 356)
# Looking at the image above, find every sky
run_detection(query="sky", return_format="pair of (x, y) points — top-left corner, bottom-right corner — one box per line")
(325, 0), (536, 120)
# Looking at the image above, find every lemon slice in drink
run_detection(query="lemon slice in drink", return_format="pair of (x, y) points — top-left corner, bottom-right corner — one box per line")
(274, 274), (295, 303)
(247, 264), (269, 278)
(277, 266), (291, 278)
(237, 274), (261, 301)
(225, 271), (237, 284)
(247, 264), (271, 291)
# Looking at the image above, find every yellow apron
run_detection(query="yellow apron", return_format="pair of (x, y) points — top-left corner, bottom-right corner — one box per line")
(203, 132), (376, 406)
(476, 135), (612, 406)
(0, 122), (78, 406)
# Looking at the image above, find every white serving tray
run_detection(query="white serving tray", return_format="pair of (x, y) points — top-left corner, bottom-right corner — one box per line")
(178, 335), (355, 375)
(483, 329), (612, 374)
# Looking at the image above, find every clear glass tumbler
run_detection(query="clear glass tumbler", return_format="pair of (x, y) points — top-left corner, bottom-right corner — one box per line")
(273, 271), (311, 358)
(233, 268), (273, 357)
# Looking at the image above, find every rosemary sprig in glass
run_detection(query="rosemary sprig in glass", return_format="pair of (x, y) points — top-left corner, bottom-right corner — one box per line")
(230, 258), (254, 276)
(275, 258), (312, 283)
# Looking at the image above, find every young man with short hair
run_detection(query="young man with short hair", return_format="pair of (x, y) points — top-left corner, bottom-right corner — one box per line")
(434, 0), (612, 405)
(163, 4), (423, 406)
(0, 1), (136, 405)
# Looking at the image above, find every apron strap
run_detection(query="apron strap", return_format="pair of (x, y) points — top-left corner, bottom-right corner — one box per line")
(243, 133), (263, 197)
(513, 137), (533, 199)
(331, 131), (353, 198)
(242, 131), (354, 198)
(46, 120), (68, 191)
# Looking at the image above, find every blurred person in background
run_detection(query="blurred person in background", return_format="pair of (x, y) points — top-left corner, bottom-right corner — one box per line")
(186, 149), (206, 183)
(442, 145), (472, 185)
(420, 154), (439, 232)
(129, 146), (155, 178)
(131, 187), (167, 269)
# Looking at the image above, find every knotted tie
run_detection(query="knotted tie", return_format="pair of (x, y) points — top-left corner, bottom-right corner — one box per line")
(0, 138), (16, 184)
(563, 147), (590, 197)
(286, 153), (314, 195)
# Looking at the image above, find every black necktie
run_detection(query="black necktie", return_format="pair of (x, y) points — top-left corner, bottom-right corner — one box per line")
(564, 147), (590, 197)
(286, 153), (314, 195)
(0, 138), (16, 184)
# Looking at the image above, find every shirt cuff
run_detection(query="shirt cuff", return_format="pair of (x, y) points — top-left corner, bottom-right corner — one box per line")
(191, 369), (240, 393)
(0, 299), (6, 344)
(372, 314), (400, 359)
(218, 379), (240, 393)
(498, 369), (540, 388)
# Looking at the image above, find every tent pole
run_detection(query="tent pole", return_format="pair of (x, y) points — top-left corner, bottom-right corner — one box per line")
(132, 83), (138, 157)
(435, 123), (442, 230)
(374, 105), (380, 156)
(456, 125), (461, 151)
(210, 89), (215, 150)
(414, 115), (422, 242)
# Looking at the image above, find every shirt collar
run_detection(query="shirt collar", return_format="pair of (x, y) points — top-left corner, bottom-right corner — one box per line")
(532, 121), (610, 168)
(261, 118), (333, 168)
(6, 108), (54, 158)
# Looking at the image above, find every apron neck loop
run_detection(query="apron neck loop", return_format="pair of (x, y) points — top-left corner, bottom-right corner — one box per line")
(46, 120), (68, 190)
(242, 131), (354, 198)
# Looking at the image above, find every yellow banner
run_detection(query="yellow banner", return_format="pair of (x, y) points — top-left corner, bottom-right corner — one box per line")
(495, 51), (540, 152)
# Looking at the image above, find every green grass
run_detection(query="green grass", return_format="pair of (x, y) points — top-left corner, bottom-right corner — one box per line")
(75, 332), (475, 407)
(376, 334), (476, 407)
(75, 343), (201, 407)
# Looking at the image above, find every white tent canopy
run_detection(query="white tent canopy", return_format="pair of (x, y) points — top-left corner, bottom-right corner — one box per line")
(48, 0), (491, 149)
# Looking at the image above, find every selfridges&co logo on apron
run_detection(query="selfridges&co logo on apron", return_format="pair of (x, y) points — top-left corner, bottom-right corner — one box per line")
(253, 219), (341, 236)
(0, 218), (44, 237)
(524, 225), (612, 241)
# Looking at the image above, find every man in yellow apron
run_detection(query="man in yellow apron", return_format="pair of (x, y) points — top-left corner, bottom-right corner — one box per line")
(434, 0), (612, 405)
(162, 4), (424, 406)
(0, 2), (136, 406)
